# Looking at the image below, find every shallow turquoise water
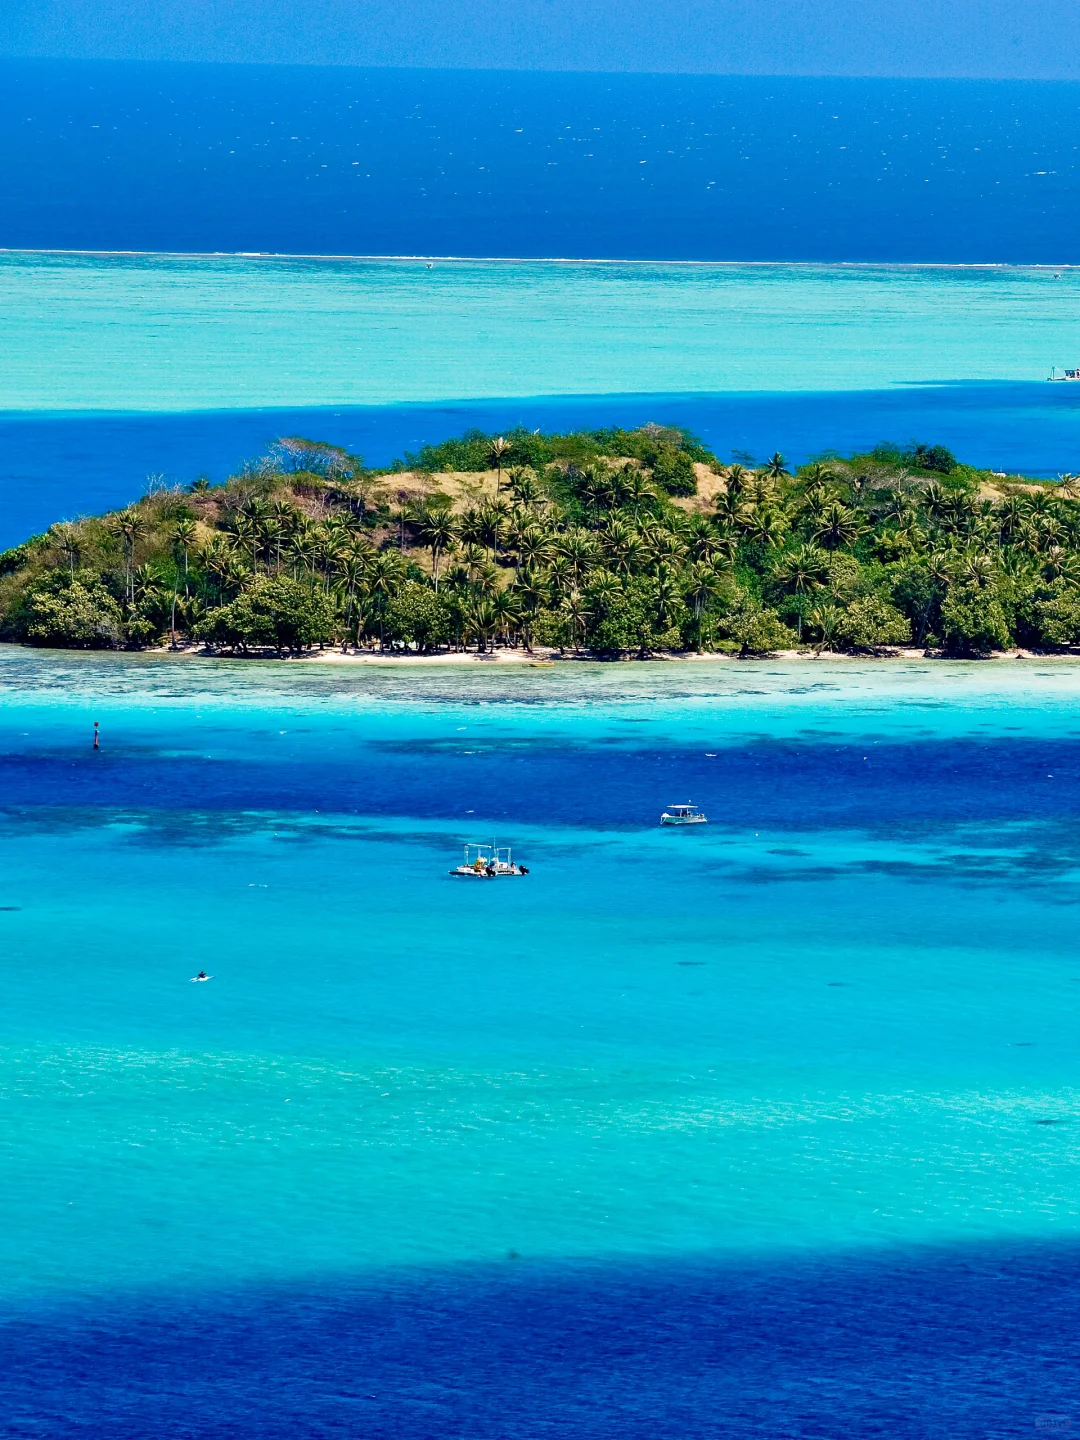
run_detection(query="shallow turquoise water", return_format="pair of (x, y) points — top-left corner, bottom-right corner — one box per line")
(2, 650), (1080, 1307)
(2, 252), (1078, 410)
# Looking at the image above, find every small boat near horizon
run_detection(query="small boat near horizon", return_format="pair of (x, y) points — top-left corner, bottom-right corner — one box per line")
(660, 803), (708, 826)
(1048, 367), (1080, 382)
(450, 842), (529, 878)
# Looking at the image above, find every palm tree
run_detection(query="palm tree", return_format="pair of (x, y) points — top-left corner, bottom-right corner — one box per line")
(365, 550), (405, 648)
(199, 537), (229, 604)
(814, 502), (864, 551)
(917, 481), (946, 521)
(744, 505), (788, 549)
(288, 525), (319, 586)
(482, 500), (511, 559)
(320, 531), (351, 593)
(171, 518), (197, 595)
(653, 567), (682, 632)
(684, 561), (723, 642)
(232, 511), (259, 576)
(515, 525), (554, 573)
(512, 566), (548, 651)
(1027, 490), (1053, 518)
(471, 561), (501, 597)
(683, 515), (719, 563)
(889, 517), (927, 555)
(724, 464), (748, 498)
(110, 507), (145, 606)
(460, 542), (490, 581)
(336, 554), (369, 647)
(621, 470), (658, 518)
(489, 436), (511, 494)
(269, 500), (297, 571)
(464, 595), (499, 652)
(710, 531), (740, 567)
(799, 482), (835, 527)
(546, 555), (574, 605)
(219, 549), (252, 598)
(490, 588), (522, 648)
(1033, 515), (1066, 552)
(713, 488), (747, 532)
(560, 589), (591, 651)
(503, 513), (535, 570)
(926, 548), (955, 587)
(772, 543), (827, 640)
(799, 461), (838, 486)
(647, 526), (686, 570)
(764, 451), (790, 481)
(576, 466), (608, 517)
(246, 498), (271, 570)
(809, 603), (842, 655)
(1046, 548), (1080, 584)
(51, 522), (83, 579)
(132, 562), (165, 609)
(955, 551), (996, 589)
(508, 468), (540, 506)
(415, 508), (457, 589)
(587, 568), (621, 611)
(458, 507), (488, 550)
(557, 529), (597, 585)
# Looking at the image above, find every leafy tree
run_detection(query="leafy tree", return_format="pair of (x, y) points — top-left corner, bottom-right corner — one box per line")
(650, 448), (697, 498)
(195, 576), (335, 655)
(1030, 586), (1080, 647)
(21, 576), (123, 648)
(940, 585), (1010, 654)
(383, 581), (450, 650)
(720, 596), (794, 656)
(891, 562), (943, 646)
(904, 443), (956, 475)
(836, 596), (912, 650)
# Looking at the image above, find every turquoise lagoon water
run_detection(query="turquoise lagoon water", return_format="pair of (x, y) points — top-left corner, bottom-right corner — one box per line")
(3, 251), (1078, 411)
(3, 649), (1080, 1300)
(6, 651), (1080, 1431)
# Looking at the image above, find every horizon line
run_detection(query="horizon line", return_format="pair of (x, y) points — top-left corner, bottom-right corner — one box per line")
(3, 57), (1080, 84)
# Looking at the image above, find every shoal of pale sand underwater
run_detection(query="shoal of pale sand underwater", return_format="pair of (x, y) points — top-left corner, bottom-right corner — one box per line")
(1, 253), (1078, 408)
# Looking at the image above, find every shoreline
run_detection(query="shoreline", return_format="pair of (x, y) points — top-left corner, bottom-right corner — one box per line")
(39, 643), (1080, 667)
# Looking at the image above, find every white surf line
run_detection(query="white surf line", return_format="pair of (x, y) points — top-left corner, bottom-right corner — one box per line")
(1, 248), (1077, 271)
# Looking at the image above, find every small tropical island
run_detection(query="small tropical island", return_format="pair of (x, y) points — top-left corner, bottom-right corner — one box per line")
(3, 424), (1080, 660)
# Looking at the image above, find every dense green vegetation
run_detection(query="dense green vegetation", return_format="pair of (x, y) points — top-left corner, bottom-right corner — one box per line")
(2, 425), (1079, 658)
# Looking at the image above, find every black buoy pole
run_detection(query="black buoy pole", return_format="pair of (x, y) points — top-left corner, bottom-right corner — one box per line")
(93, 721), (99, 750)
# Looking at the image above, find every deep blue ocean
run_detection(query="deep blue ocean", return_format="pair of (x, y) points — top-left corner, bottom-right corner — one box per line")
(1, 61), (1078, 263)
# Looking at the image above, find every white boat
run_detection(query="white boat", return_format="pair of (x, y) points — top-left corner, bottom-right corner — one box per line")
(450, 842), (528, 877)
(1049, 367), (1080, 382)
(660, 803), (707, 826)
